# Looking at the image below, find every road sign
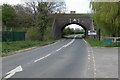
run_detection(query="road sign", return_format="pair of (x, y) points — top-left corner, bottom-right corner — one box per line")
(88, 30), (97, 35)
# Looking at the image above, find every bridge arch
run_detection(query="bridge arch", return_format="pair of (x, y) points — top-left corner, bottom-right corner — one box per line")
(61, 23), (87, 38)
(52, 14), (93, 39)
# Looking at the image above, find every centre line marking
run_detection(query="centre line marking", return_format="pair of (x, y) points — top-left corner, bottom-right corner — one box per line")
(88, 55), (90, 57)
(56, 47), (63, 52)
(34, 36), (76, 63)
(57, 36), (76, 51)
(34, 54), (51, 63)
(88, 57), (90, 60)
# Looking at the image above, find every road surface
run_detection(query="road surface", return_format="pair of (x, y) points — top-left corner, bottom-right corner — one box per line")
(2, 35), (95, 79)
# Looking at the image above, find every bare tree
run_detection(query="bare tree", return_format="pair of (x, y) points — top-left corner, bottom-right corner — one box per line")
(23, 0), (66, 14)
(25, 1), (38, 15)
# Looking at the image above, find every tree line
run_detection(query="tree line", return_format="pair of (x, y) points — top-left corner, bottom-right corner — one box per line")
(2, 0), (66, 41)
(90, 2), (120, 37)
(63, 27), (85, 35)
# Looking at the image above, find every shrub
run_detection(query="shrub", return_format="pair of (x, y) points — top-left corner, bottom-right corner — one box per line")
(44, 26), (52, 41)
(26, 27), (41, 41)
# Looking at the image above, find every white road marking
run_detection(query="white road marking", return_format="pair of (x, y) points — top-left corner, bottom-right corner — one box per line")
(3, 36), (77, 79)
(56, 47), (63, 52)
(83, 39), (91, 71)
(94, 68), (96, 71)
(88, 57), (90, 60)
(34, 54), (51, 62)
(91, 47), (97, 78)
(83, 39), (88, 44)
(88, 67), (90, 70)
(63, 36), (76, 48)
(34, 36), (76, 62)
(88, 48), (97, 78)
(5, 66), (23, 78)
(41, 40), (65, 49)
(88, 51), (92, 53)
(56, 35), (76, 51)
(4, 49), (57, 78)
(84, 39), (97, 78)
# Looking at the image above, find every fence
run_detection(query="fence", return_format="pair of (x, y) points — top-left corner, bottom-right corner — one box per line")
(2, 31), (26, 42)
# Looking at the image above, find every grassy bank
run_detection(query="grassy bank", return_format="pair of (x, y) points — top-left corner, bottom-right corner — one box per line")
(1, 40), (58, 56)
(85, 38), (120, 47)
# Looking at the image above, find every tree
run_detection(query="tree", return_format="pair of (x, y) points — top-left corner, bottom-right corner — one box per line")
(24, 1), (38, 25)
(2, 4), (16, 29)
(26, 27), (41, 41)
(90, 2), (120, 37)
(63, 27), (74, 35)
(24, 0), (66, 41)
(25, 1), (37, 15)
(46, 1), (66, 13)
(24, 0), (66, 14)
(0, 6), (1, 32)
(36, 2), (49, 41)
(14, 5), (34, 28)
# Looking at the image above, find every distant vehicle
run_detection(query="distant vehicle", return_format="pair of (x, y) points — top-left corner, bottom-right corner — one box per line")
(76, 34), (85, 38)
(76, 35), (84, 39)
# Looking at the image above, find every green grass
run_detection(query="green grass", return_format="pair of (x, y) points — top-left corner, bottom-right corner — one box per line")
(1, 40), (57, 56)
(0, 42), (2, 56)
(85, 38), (120, 47)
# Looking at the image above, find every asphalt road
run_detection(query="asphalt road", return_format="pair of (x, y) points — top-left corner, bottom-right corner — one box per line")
(64, 34), (84, 39)
(92, 47), (118, 78)
(2, 35), (93, 78)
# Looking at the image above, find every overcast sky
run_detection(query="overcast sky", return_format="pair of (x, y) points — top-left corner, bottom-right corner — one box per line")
(65, 24), (84, 30)
(65, 0), (91, 13)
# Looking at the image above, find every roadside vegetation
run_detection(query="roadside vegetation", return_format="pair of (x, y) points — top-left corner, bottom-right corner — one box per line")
(2, 1), (66, 41)
(88, 2), (120, 47)
(1, 40), (59, 56)
(85, 38), (120, 47)
(90, 2), (120, 37)
(1, 1), (66, 56)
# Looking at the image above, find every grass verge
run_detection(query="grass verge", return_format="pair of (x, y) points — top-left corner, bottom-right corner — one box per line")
(1, 40), (59, 57)
(85, 38), (120, 47)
